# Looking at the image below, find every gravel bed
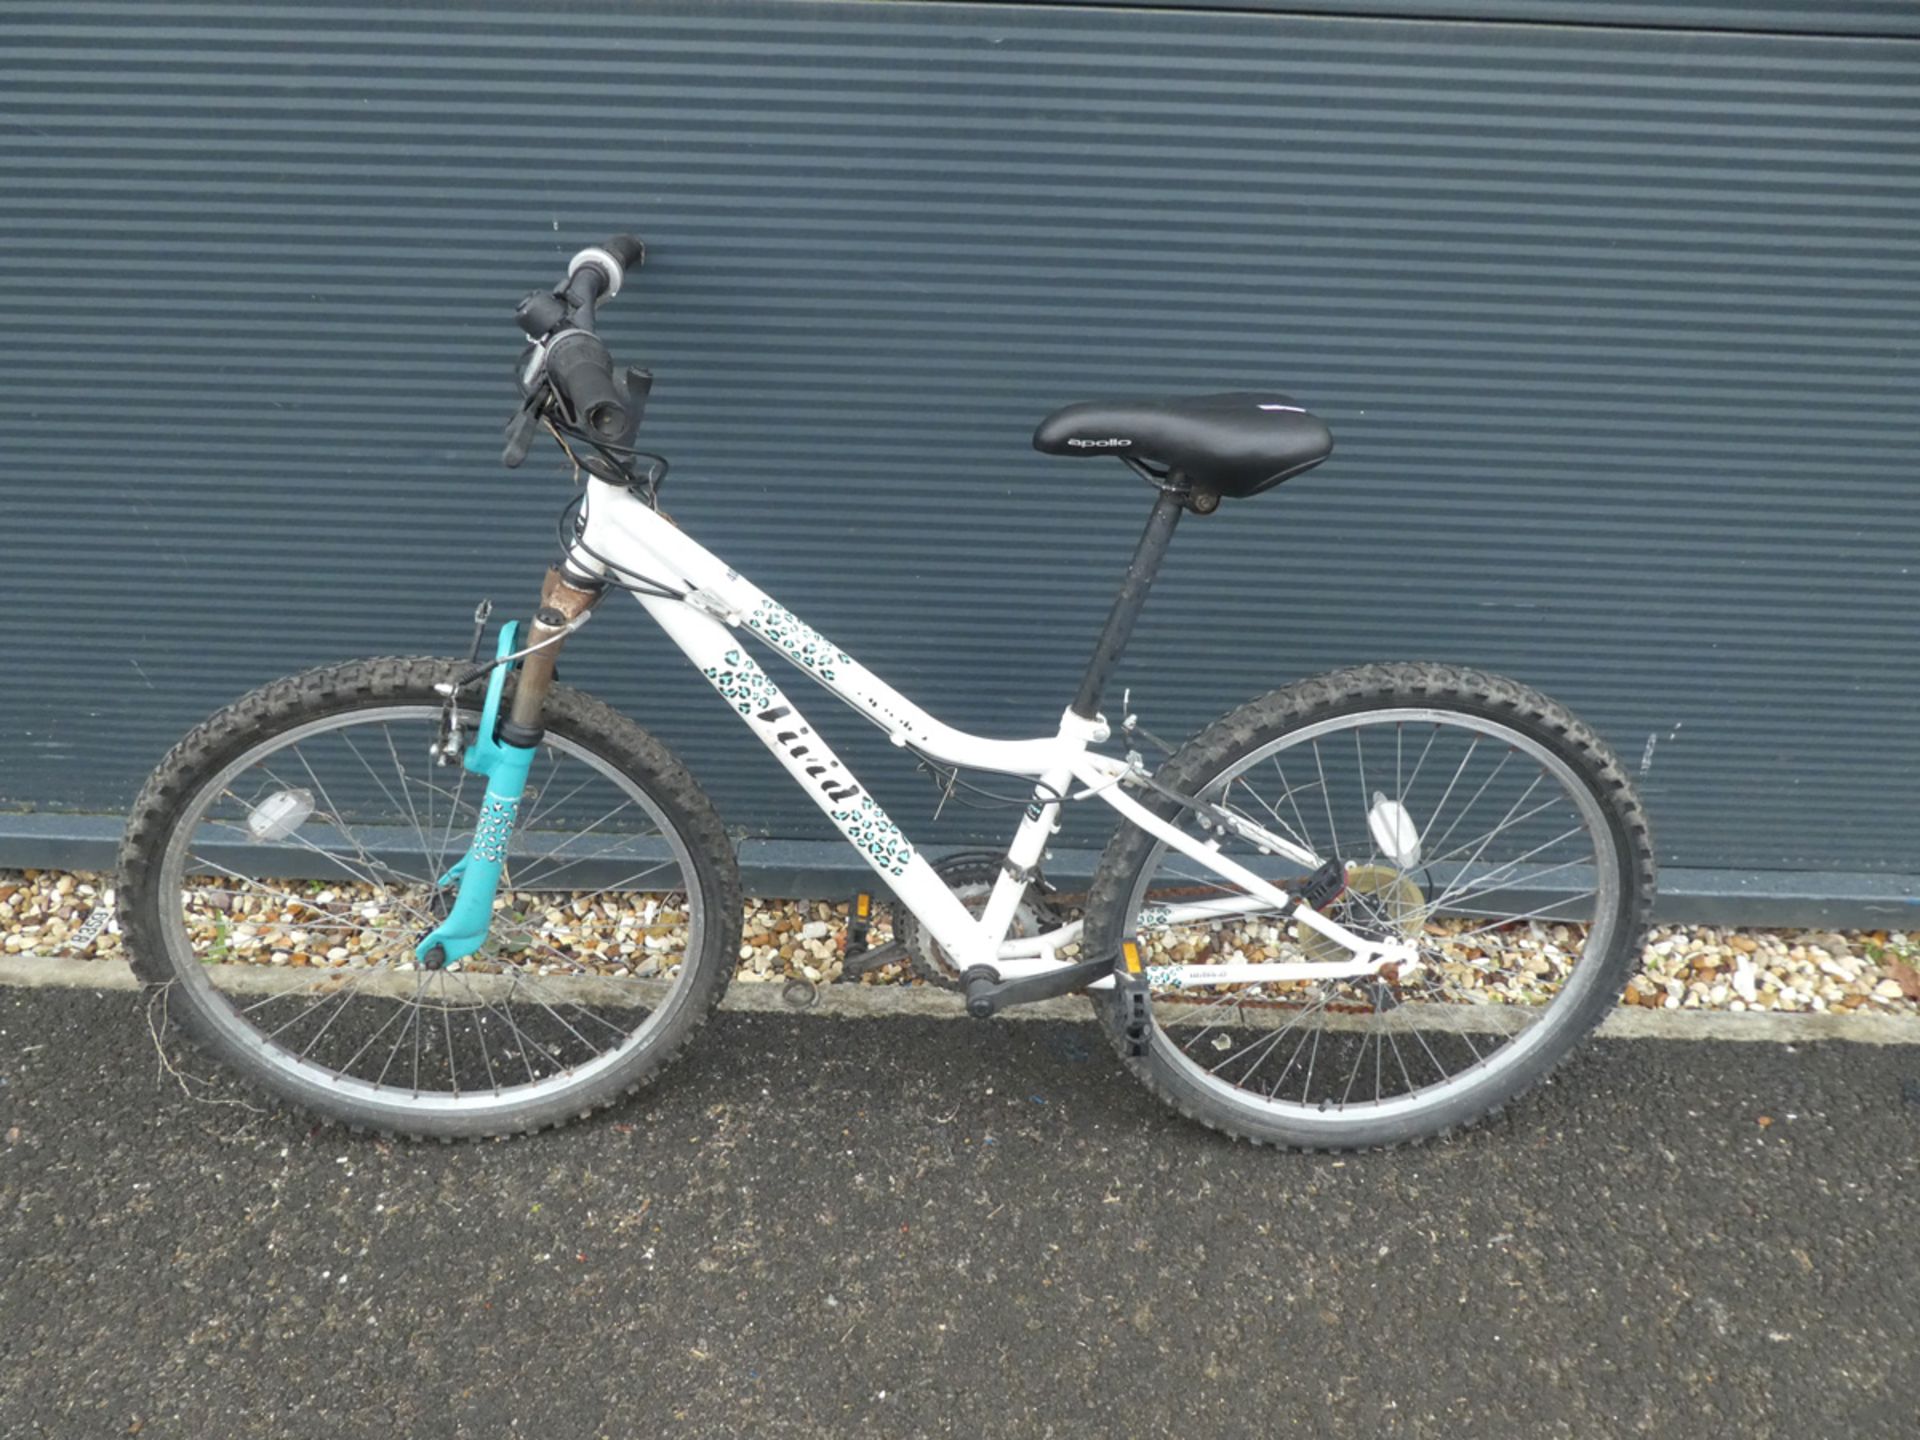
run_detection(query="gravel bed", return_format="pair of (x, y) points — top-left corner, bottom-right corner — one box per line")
(3, 868), (1916, 1015)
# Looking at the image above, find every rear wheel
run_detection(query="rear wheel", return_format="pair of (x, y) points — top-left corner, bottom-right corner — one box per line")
(1085, 663), (1654, 1150)
(118, 657), (741, 1139)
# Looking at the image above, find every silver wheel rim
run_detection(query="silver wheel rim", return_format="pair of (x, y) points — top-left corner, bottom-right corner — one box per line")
(155, 704), (708, 1122)
(1122, 707), (1621, 1130)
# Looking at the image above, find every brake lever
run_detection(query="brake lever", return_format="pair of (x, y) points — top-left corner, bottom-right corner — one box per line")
(502, 392), (543, 468)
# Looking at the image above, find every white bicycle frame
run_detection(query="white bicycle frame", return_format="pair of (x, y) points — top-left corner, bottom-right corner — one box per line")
(565, 478), (1416, 988)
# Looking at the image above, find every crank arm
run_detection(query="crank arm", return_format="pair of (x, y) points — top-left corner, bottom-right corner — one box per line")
(837, 938), (909, 981)
(959, 952), (1118, 1018)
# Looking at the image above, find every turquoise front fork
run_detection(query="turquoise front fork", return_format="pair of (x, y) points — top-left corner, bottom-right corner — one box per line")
(415, 622), (537, 969)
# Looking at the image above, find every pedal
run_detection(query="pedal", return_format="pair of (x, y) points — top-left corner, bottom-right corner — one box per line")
(837, 893), (911, 981)
(1115, 938), (1152, 1058)
(843, 892), (873, 959)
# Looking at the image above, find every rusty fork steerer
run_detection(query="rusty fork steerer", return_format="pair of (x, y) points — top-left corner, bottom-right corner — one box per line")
(501, 568), (606, 743)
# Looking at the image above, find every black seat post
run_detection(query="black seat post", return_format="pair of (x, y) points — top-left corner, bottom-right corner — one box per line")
(1071, 487), (1186, 720)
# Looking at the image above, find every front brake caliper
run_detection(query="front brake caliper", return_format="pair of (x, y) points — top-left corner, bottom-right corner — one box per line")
(415, 623), (538, 970)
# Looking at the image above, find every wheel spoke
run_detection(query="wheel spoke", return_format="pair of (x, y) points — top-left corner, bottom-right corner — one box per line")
(344, 729), (433, 865)
(1414, 736), (1478, 857)
(1310, 738), (1343, 860)
(1424, 749), (1511, 862)
(1270, 753), (1321, 857)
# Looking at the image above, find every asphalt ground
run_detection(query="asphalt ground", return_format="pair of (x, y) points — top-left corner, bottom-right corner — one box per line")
(2, 983), (1916, 1440)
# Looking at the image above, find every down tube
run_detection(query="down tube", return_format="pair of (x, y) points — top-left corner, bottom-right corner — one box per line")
(634, 592), (989, 968)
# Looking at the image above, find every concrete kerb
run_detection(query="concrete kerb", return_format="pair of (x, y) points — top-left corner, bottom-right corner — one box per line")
(5, 955), (1919, 1046)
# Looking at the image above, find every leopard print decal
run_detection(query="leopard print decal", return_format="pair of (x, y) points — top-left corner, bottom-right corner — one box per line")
(470, 793), (520, 864)
(746, 600), (854, 683)
(705, 637), (914, 877)
(702, 647), (780, 717)
(1137, 903), (1174, 932)
(827, 794), (915, 877)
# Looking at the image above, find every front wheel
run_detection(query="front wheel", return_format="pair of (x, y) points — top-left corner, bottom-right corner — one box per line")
(1085, 663), (1654, 1150)
(118, 657), (742, 1139)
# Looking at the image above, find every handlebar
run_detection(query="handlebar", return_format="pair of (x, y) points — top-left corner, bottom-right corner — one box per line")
(559, 232), (645, 308)
(505, 233), (647, 464)
(545, 331), (631, 443)
(598, 233), (647, 274)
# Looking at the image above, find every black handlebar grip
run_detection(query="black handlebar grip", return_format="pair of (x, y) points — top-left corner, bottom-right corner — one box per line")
(546, 330), (634, 444)
(603, 233), (645, 270)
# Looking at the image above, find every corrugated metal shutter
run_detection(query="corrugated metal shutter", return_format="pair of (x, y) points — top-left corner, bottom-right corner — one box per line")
(2, 1), (1915, 901)
(1061, 2), (1920, 39)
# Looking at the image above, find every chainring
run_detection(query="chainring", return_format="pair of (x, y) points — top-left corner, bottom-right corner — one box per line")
(896, 853), (1058, 989)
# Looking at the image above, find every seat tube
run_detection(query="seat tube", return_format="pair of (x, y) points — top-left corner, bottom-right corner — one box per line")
(1071, 488), (1185, 720)
(978, 764), (1073, 940)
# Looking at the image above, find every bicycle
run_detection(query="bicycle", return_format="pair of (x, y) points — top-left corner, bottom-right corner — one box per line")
(118, 234), (1656, 1148)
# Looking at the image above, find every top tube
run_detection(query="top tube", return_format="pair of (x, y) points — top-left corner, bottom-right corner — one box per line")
(573, 478), (1109, 777)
